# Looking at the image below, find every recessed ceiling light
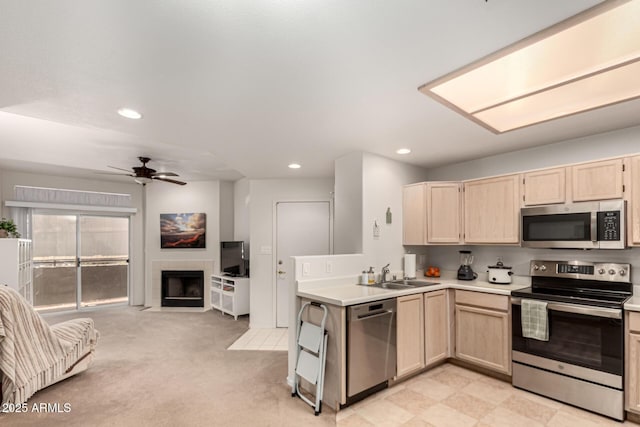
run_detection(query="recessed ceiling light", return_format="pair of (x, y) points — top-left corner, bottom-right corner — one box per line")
(419, 1), (640, 133)
(288, 163), (301, 169)
(396, 148), (411, 155)
(117, 108), (143, 120)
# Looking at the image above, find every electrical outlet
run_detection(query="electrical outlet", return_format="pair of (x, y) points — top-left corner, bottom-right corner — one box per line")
(303, 262), (311, 276)
(326, 261), (333, 273)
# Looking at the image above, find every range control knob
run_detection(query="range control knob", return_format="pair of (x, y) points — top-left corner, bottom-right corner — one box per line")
(598, 268), (606, 275)
(540, 265), (547, 272)
(533, 265), (539, 271)
(609, 269), (616, 275)
(620, 270), (627, 276)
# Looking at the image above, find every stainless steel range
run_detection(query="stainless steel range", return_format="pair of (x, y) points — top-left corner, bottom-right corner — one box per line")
(511, 260), (632, 421)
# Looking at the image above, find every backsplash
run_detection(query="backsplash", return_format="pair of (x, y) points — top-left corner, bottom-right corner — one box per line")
(425, 245), (640, 293)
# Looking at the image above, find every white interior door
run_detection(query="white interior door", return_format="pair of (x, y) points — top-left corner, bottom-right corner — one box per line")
(276, 201), (331, 327)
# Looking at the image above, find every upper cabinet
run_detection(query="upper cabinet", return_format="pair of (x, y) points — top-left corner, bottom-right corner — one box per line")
(522, 167), (566, 206)
(403, 183), (426, 245)
(572, 158), (624, 202)
(464, 174), (521, 244)
(403, 182), (463, 245)
(402, 155), (637, 246)
(628, 156), (640, 246)
(426, 182), (462, 244)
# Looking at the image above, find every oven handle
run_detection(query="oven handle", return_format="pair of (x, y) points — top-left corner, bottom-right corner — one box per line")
(590, 211), (598, 243)
(511, 297), (622, 319)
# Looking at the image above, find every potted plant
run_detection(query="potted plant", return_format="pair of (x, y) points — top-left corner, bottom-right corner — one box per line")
(0, 218), (21, 238)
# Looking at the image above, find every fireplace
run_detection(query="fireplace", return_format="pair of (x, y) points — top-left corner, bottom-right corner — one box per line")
(161, 270), (204, 307)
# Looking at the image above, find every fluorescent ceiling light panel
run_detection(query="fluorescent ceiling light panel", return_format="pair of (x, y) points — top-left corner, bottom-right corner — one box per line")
(419, 0), (640, 133)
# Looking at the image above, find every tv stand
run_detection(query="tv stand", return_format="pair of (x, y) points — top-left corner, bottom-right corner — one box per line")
(210, 275), (249, 320)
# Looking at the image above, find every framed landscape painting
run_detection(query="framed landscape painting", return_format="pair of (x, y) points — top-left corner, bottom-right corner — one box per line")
(160, 213), (206, 249)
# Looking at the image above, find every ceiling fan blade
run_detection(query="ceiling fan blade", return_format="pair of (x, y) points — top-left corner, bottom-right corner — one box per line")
(151, 171), (179, 177)
(96, 171), (135, 176)
(108, 165), (134, 173)
(153, 177), (187, 186)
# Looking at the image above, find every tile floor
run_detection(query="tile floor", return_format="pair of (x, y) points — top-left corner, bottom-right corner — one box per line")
(227, 327), (288, 351)
(337, 363), (638, 427)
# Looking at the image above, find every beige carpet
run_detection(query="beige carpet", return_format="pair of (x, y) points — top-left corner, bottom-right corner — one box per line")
(0, 306), (335, 427)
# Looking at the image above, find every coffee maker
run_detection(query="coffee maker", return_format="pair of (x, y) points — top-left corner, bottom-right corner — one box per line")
(457, 250), (477, 281)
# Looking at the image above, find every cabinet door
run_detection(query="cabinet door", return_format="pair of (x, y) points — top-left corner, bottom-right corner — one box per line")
(424, 290), (448, 366)
(455, 304), (510, 374)
(572, 159), (624, 202)
(426, 182), (462, 243)
(463, 175), (520, 244)
(403, 183), (426, 245)
(628, 332), (640, 413)
(397, 294), (425, 377)
(629, 156), (640, 246)
(523, 167), (566, 206)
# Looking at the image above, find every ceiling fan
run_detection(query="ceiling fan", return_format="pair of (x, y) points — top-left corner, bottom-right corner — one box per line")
(106, 157), (187, 186)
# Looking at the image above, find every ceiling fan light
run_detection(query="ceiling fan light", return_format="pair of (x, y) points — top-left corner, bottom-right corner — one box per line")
(117, 108), (143, 120)
(134, 177), (152, 185)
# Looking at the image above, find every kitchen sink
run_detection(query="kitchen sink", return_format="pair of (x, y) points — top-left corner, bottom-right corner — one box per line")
(389, 279), (440, 287)
(358, 280), (440, 290)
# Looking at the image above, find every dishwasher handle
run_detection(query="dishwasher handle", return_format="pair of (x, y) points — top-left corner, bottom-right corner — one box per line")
(354, 309), (394, 321)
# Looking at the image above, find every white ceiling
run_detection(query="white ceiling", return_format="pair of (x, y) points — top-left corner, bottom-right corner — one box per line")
(1, 0), (638, 183)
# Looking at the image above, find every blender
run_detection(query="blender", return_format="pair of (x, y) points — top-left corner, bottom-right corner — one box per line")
(457, 250), (477, 281)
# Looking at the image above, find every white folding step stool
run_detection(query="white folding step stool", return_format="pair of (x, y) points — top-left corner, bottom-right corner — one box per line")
(292, 301), (328, 416)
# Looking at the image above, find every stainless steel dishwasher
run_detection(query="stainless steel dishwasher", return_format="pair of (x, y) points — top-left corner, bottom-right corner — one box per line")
(347, 298), (396, 402)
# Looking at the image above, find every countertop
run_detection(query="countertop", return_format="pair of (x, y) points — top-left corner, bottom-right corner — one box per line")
(625, 296), (640, 312)
(297, 277), (528, 307)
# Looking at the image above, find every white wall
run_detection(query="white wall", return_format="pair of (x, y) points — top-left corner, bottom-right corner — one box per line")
(361, 153), (430, 272)
(219, 181), (234, 241)
(248, 178), (334, 328)
(426, 124), (640, 181)
(233, 177), (250, 253)
(144, 180), (221, 304)
(0, 169), (145, 305)
(334, 153), (363, 254)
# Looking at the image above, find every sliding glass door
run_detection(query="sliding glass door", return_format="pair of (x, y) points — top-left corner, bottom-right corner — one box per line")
(32, 213), (129, 311)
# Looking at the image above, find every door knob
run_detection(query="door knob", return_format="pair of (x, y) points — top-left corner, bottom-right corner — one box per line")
(278, 270), (286, 275)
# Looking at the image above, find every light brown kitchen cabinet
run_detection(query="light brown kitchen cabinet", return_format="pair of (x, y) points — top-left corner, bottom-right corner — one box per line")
(396, 293), (425, 378)
(403, 183), (426, 245)
(454, 290), (510, 375)
(424, 290), (449, 366)
(463, 174), (521, 244)
(626, 312), (640, 414)
(426, 182), (463, 243)
(522, 167), (566, 206)
(572, 158), (624, 202)
(628, 156), (640, 246)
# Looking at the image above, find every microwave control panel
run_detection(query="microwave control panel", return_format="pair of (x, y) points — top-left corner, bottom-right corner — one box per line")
(597, 210), (620, 241)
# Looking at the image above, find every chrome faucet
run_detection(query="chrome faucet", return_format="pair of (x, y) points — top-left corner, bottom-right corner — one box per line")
(381, 264), (390, 283)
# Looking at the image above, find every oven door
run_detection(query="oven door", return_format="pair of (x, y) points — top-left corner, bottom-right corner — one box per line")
(512, 298), (623, 376)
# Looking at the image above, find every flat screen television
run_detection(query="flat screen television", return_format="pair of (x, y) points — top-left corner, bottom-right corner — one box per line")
(220, 241), (247, 277)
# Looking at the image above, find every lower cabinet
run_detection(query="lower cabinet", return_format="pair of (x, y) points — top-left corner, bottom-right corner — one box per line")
(396, 293), (425, 377)
(626, 312), (640, 413)
(424, 290), (449, 366)
(454, 290), (511, 375)
(395, 289), (511, 381)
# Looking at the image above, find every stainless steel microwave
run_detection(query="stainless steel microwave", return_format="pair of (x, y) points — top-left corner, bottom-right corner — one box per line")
(521, 200), (626, 249)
